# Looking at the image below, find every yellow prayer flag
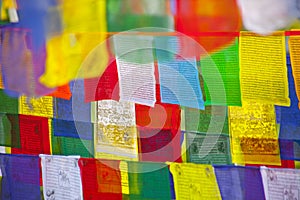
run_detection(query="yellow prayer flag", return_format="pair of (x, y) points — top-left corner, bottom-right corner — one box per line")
(170, 163), (221, 200)
(19, 96), (53, 118)
(228, 101), (281, 165)
(239, 31), (290, 106)
(0, 65), (4, 89)
(288, 33), (300, 109)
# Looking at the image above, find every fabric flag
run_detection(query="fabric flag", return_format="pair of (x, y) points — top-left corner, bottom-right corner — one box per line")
(51, 119), (93, 158)
(239, 31), (290, 106)
(0, 113), (20, 147)
(0, 154), (41, 200)
(186, 132), (231, 165)
(79, 158), (122, 200)
(40, 154), (83, 200)
(260, 167), (300, 200)
(11, 115), (50, 155)
(19, 96), (53, 118)
(184, 106), (229, 134)
(106, 0), (173, 32)
(0, 89), (18, 114)
(52, 118), (93, 141)
(114, 35), (156, 107)
(200, 38), (241, 106)
(157, 57), (205, 110)
(175, 0), (241, 53)
(228, 102), (281, 165)
(138, 128), (182, 162)
(277, 56), (300, 140)
(214, 166), (265, 200)
(279, 139), (300, 161)
(95, 100), (138, 160)
(84, 60), (120, 102)
(128, 161), (172, 200)
(289, 32), (300, 108)
(170, 163), (221, 199)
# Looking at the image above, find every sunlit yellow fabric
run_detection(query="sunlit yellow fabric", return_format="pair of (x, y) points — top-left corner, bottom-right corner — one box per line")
(228, 101), (281, 165)
(120, 161), (129, 195)
(1, 0), (17, 20)
(19, 96), (53, 118)
(170, 163), (221, 200)
(239, 31), (290, 106)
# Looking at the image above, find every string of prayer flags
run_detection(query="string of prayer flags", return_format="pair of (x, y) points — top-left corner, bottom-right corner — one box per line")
(157, 57), (205, 110)
(214, 166), (265, 200)
(79, 158), (122, 199)
(289, 31), (300, 108)
(201, 38), (241, 106)
(239, 32), (290, 106)
(228, 102), (281, 165)
(40, 155), (83, 200)
(170, 163), (222, 199)
(260, 167), (300, 200)
(95, 100), (138, 160)
(128, 161), (172, 200)
(0, 154), (41, 200)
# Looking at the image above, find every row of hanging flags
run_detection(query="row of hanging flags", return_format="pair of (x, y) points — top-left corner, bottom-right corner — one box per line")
(0, 0), (300, 199)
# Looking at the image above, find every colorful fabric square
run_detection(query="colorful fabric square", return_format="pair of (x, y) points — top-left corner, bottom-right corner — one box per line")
(228, 102), (281, 165)
(51, 121), (93, 158)
(52, 118), (93, 140)
(175, 0), (241, 53)
(184, 106), (229, 134)
(214, 166), (265, 200)
(260, 167), (300, 200)
(277, 56), (300, 140)
(138, 128), (182, 162)
(11, 115), (50, 155)
(0, 113), (20, 147)
(40, 155), (83, 200)
(95, 100), (138, 160)
(157, 57), (205, 109)
(84, 60), (120, 102)
(19, 96), (53, 118)
(107, 0), (173, 32)
(0, 154), (41, 200)
(186, 132), (231, 165)
(0, 89), (18, 114)
(170, 163), (221, 199)
(128, 162), (172, 200)
(200, 38), (241, 106)
(239, 32), (290, 106)
(114, 35), (156, 106)
(289, 33), (300, 108)
(79, 158), (122, 200)
(54, 81), (91, 123)
(135, 99), (181, 130)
